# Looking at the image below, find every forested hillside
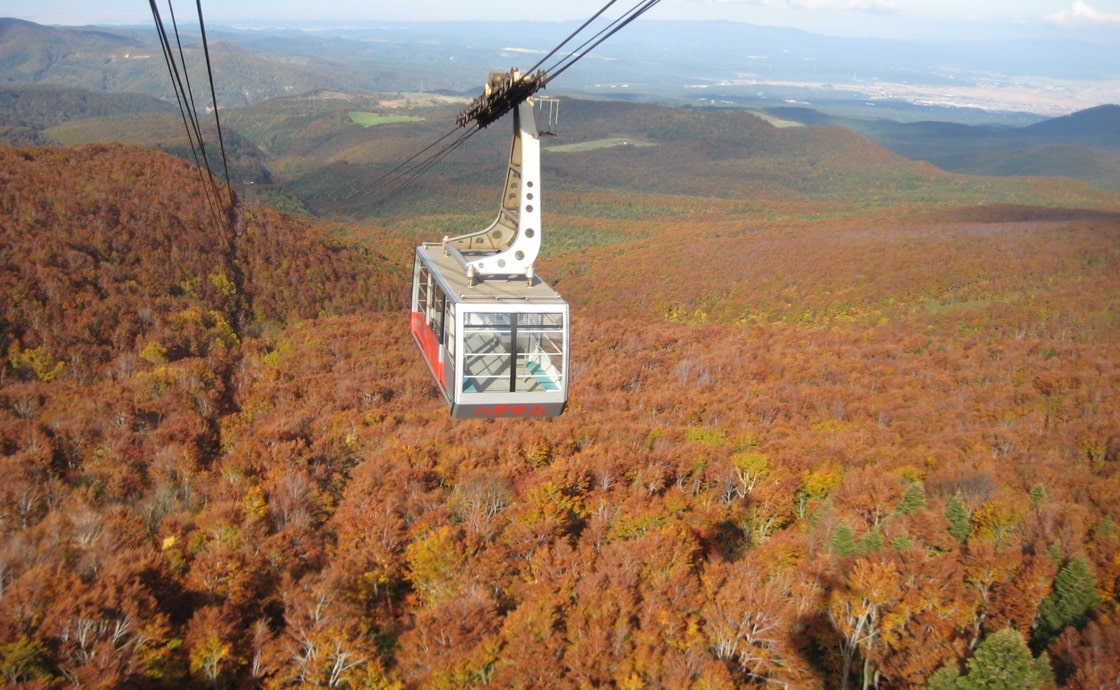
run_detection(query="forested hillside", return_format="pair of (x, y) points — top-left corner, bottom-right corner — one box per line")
(0, 85), (176, 131)
(766, 104), (1120, 196)
(0, 18), (498, 109)
(213, 96), (1118, 220)
(7, 87), (1116, 222)
(2, 138), (1120, 689)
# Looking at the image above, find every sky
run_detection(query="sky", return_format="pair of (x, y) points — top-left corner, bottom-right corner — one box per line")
(2, 0), (1119, 41)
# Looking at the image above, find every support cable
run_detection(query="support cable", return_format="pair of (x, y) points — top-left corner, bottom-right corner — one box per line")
(354, 126), (477, 205)
(150, 0), (226, 234)
(540, 0), (661, 87)
(166, 0), (230, 228)
(149, 1), (234, 239)
(195, 0), (235, 209)
(166, 1), (207, 164)
(358, 0), (661, 207)
(375, 126), (482, 204)
(522, 0), (623, 77)
(149, 2), (207, 184)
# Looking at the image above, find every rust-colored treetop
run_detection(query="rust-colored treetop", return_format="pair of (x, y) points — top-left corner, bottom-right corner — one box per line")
(1, 142), (1118, 688)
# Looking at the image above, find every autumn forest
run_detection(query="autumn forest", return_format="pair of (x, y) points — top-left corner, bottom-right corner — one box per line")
(2, 94), (1120, 690)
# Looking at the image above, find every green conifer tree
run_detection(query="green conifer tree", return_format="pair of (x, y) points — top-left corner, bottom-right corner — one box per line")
(1033, 555), (1100, 651)
(895, 482), (927, 515)
(946, 491), (970, 545)
(857, 524), (884, 554)
(924, 661), (960, 690)
(830, 523), (857, 556)
(958, 628), (1053, 690)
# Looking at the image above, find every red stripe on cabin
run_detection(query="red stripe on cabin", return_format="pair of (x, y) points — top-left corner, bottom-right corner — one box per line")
(410, 311), (445, 389)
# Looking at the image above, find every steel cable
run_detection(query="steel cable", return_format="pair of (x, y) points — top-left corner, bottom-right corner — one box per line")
(357, 0), (662, 207)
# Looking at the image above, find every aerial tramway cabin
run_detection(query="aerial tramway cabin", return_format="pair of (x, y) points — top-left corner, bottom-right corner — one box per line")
(410, 71), (569, 418)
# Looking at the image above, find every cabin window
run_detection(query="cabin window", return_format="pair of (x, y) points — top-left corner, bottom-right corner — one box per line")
(414, 262), (430, 317)
(433, 290), (446, 344)
(462, 311), (564, 394)
(515, 313), (564, 392)
(413, 261), (452, 347)
(463, 313), (511, 393)
(445, 302), (456, 360)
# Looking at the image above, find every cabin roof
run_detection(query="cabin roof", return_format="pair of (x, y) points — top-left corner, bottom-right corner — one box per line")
(417, 242), (566, 306)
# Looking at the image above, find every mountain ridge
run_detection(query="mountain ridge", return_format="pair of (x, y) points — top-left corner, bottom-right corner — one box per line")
(765, 103), (1120, 194)
(3, 14), (1117, 205)
(1, 17), (1115, 118)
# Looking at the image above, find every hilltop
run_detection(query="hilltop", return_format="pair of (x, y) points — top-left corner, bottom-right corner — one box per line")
(767, 103), (1120, 195)
(1025, 104), (1120, 146)
(0, 17), (149, 79)
(0, 144), (404, 380)
(0, 17), (500, 107)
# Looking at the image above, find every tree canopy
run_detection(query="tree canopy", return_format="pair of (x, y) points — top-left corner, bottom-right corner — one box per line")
(1, 142), (1118, 687)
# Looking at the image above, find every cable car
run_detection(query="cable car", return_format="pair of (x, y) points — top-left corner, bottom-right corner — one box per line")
(410, 71), (569, 418)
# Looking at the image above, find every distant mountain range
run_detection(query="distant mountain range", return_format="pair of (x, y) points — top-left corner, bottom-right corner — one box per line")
(768, 104), (1120, 150)
(2, 16), (1117, 201)
(0, 17), (442, 106)
(2, 17), (1117, 120)
(765, 104), (1120, 195)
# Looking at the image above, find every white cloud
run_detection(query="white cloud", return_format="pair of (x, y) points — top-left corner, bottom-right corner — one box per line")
(788, 0), (896, 12)
(690, 0), (895, 11)
(1045, 0), (1120, 25)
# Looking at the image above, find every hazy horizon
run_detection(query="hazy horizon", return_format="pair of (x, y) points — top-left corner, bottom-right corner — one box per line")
(2, 0), (1119, 42)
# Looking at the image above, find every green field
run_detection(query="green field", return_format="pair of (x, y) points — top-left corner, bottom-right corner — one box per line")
(348, 111), (424, 127)
(547, 136), (657, 153)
